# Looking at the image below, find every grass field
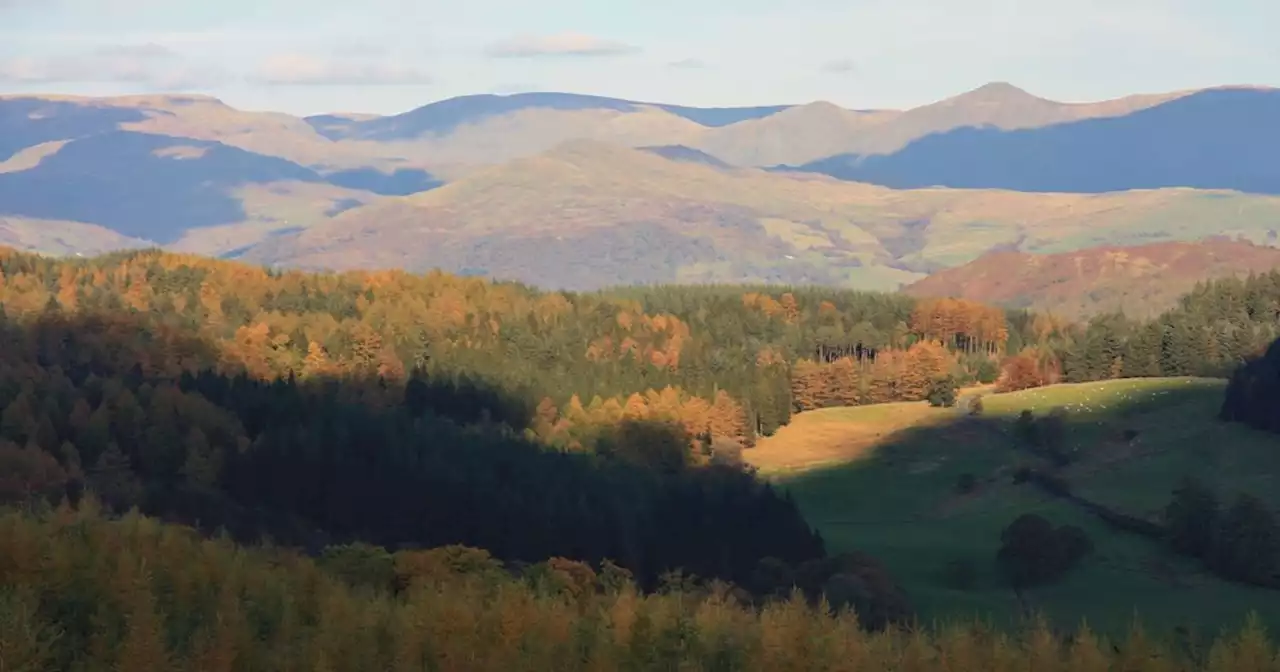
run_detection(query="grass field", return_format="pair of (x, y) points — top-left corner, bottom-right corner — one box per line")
(747, 377), (1280, 637)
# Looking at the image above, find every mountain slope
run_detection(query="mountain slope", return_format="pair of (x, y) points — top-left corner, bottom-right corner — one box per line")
(225, 141), (1280, 291)
(324, 92), (793, 141)
(798, 87), (1280, 194)
(0, 131), (326, 241)
(903, 238), (1280, 319)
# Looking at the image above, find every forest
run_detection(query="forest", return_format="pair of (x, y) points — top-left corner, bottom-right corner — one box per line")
(1, 245), (1280, 668)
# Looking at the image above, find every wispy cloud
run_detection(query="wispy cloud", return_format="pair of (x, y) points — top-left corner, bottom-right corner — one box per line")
(250, 53), (432, 86)
(819, 58), (857, 74)
(0, 43), (224, 89)
(668, 58), (706, 69)
(484, 32), (640, 58)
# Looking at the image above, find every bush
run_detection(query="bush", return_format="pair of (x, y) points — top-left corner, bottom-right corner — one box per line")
(996, 514), (1094, 588)
(709, 437), (745, 467)
(964, 394), (985, 416)
(975, 359), (1000, 384)
(1165, 477), (1220, 559)
(1013, 410), (1038, 446)
(1207, 494), (1280, 587)
(927, 376), (958, 408)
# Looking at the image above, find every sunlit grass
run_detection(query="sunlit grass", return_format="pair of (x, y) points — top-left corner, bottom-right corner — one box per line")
(770, 377), (1280, 636)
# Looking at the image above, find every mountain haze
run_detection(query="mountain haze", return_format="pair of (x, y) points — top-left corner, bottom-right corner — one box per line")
(229, 141), (1280, 290)
(1, 82), (1279, 300)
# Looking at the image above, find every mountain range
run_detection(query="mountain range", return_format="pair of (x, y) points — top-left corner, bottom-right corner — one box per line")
(2, 81), (1279, 315)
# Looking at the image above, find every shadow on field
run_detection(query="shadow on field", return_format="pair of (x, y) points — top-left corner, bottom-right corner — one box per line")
(773, 379), (1280, 639)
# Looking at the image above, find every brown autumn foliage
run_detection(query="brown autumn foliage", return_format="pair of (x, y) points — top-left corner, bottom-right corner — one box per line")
(791, 340), (957, 411)
(909, 297), (1009, 355)
(2, 502), (1274, 672)
(995, 348), (1063, 392)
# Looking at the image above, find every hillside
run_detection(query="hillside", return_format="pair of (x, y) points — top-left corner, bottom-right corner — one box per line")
(758, 378), (1280, 633)
(228, 141), (1280, 290)
(903, 239), (1280, 319)
(0, 245), (1276, 650)
(4, 84), (1280, 299)
(797, 87), (1280, 194)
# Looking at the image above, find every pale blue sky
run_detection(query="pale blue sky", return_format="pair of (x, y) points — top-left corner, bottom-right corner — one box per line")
(1, 0), (1276, 115)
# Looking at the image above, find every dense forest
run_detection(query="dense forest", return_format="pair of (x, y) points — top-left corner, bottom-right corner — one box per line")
(2, 246), (1280, 667)
(4, 503), (1278, 671)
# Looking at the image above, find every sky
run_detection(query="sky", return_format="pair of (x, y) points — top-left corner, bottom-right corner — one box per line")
(1, 0), (1277, 116)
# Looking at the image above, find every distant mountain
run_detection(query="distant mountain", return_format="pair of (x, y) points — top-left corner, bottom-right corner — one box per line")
(0, 131), (324, 241)
(0, 97), (147, 162)
(6, 83), (1280, 295)
(903, 238), (1280, 319)
(219, 141), (1280, 292)
(795, 87), (1280, 194)
(317, 92), (792, 141)
(0, 216), (151, 256)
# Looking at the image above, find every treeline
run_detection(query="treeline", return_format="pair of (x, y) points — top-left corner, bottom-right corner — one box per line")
(0, 248), (1050, 441)
(1222, 332), (1280, 434)
(1, 503), (1275, 672)
(1003, 271), (1280, 390)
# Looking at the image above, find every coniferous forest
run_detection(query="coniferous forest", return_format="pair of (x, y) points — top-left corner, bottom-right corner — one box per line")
(2, 246), (1280, 669)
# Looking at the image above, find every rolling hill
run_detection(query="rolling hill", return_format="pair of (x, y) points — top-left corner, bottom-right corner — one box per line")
(4, 83), (1280, 293)
(755, 378), (1280, 634)
(220, 141), (1280, 291)
(903, 238), (1280, 319)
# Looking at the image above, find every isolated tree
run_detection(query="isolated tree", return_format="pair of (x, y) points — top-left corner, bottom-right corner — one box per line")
(1209, 494), (1280, 586)
(926, 376), (958, 407)
(1164, 477), (1220, 559)
(997, 514), (1092, 588)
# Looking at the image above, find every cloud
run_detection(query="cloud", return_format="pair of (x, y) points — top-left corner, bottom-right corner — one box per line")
(819, 58), (857, 74)
(484, 32), (640, 58)
(0, 43), (224, 89)
(250, 53), (432, 86)
(668, 58), (706, 69)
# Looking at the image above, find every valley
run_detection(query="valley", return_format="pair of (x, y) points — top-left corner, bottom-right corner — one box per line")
(3, 13), (1280, 664)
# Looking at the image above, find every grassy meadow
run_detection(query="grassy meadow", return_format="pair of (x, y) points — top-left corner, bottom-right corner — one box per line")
(747, 377), (1280, 637)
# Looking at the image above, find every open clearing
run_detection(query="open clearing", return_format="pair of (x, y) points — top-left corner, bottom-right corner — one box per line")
(750, 377), (1280, 636)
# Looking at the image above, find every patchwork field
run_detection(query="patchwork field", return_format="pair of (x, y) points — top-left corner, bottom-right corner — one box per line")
(747, 378), (1280, 636)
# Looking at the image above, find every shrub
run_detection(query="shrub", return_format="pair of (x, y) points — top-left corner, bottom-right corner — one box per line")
(927, 376), (958, 408)
(996, 514), (1093, 588)
(1013, 410), (1038, 446)
(1165, 477), (1220, 559)
(975, 359), (1000, 384)
(709, 437), (745, 467)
